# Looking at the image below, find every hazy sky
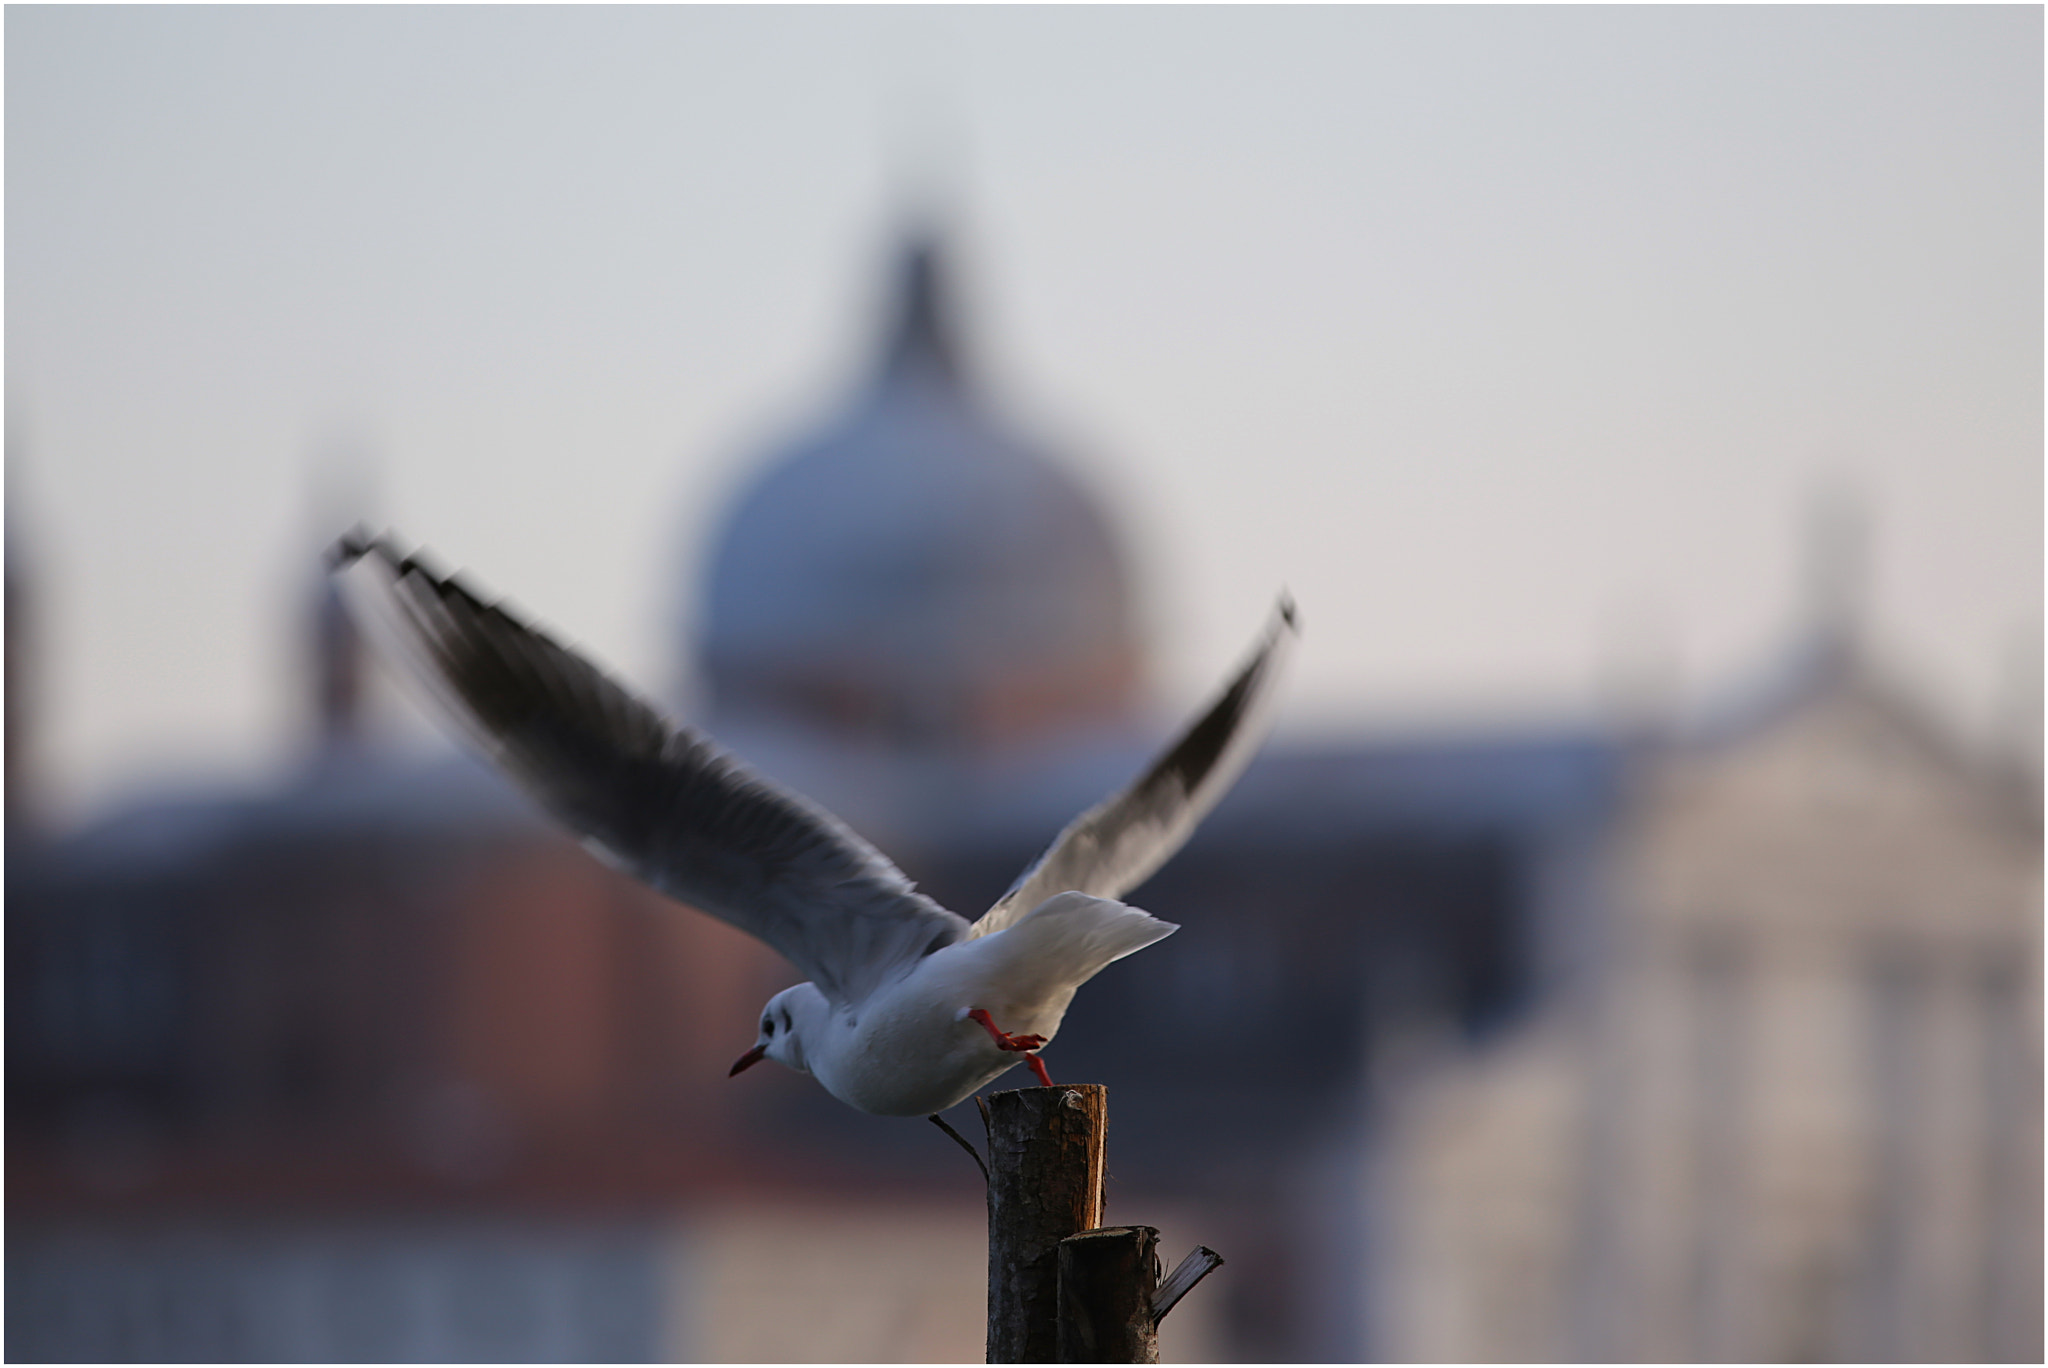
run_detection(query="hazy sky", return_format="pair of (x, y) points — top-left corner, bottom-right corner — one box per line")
(7, 6), (2041, 822)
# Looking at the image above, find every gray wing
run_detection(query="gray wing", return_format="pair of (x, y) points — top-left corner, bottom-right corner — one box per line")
(970, 595), (1298, 938)
(331, 530), (970, 1007)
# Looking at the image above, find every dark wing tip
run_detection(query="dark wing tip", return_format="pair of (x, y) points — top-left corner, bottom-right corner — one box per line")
(326, 524), (384, 571)
(444, 569), (497, 606)
(337, 532), (567, 667)
(1148, 596), (1297, 797)
(396, 544), (456, 583)
(326, 526), (434, 580)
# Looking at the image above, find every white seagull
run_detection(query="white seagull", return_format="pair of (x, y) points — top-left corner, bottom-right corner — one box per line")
(332, 531), (1296, 1118)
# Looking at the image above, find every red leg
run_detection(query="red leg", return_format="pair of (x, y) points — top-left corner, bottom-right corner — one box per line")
(966, 1008), (1046, 1052)
(966, 1009), (1055, 1087)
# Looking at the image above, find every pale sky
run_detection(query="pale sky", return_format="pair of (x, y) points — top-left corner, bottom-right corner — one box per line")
(7, 6), (2041, 824)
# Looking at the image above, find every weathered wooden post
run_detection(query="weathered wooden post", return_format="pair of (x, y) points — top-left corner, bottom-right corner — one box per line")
(983, 1084), (1225, 1363)
(985, 1085), (1107, 1363)
(1058, 1226), (1160, 1362)
(1057, 1229), (1225, 1364)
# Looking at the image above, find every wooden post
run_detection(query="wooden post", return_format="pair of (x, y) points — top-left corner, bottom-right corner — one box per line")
(985, 1084), (1107, 1363)
(1057, 1226), (1160, 1363)
(1056, 1231), (1225, 1363)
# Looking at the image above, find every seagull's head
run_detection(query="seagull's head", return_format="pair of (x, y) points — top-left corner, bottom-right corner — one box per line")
(729, 983), (823, 1078)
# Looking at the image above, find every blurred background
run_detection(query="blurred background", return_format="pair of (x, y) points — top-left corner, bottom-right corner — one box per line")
(5, 7), (2040, 1362)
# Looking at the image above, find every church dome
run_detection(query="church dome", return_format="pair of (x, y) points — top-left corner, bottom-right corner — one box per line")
(696, 236), (1140, 755)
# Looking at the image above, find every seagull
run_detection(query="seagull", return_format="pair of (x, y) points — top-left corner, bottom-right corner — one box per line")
(331, 531), (1296, 1118)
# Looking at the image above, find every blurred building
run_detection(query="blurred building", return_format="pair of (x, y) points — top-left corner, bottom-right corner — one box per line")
(1370, 618), (2043, 1361)
(7, 233), (2038, 1363)
(700, 240), (1141, 761)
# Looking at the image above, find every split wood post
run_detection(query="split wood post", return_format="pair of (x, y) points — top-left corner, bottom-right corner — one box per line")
(1056, 1230), (1225, 1364)
(985, 1084), (1107, 1363)
(1057, 1225), (1159, 1363)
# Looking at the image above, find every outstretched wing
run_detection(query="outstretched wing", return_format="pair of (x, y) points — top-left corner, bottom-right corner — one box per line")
(971, 595), (1297, 938)
(332, 530), (970, 1007)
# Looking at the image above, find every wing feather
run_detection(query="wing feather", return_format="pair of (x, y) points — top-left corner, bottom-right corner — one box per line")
(331, 530), (969, 1006)
(971, 595), (1297, 937)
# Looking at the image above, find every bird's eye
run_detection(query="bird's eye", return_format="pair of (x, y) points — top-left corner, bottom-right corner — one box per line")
(762, 1018), (774, 1036)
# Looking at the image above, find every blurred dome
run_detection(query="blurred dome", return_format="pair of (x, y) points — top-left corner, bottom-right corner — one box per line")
(697, 235), (1141, 755)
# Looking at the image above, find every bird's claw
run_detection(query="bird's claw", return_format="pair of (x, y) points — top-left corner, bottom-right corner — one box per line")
(966, 1009), (1056, 1086)
(966, 1008), (1044, 1052)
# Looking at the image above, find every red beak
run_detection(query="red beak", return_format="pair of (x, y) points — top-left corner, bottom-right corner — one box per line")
(729, 1043), (768, 1077)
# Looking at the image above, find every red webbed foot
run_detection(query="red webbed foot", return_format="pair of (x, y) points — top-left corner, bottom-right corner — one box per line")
(967, 1009), (1055, 1086)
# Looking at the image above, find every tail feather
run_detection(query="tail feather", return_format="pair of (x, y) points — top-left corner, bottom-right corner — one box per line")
(988, 892), (1177, 1005)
